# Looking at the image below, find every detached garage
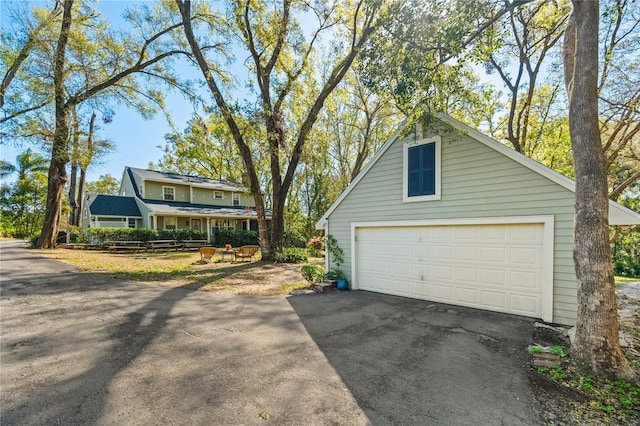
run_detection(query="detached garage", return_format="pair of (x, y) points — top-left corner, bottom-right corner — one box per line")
(316, 113), (640, 326)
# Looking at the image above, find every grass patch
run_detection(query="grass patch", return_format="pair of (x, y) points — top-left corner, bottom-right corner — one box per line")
(536, 365), (640, 424)
(616, 276), (640, 283)
(36, 248), (319, 296)
(282, 282), (311, 293)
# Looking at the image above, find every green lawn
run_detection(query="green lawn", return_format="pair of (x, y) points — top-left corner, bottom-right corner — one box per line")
(615, 276), (640, 283)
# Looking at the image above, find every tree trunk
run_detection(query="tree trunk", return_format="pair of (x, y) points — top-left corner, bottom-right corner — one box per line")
(270, 188), (286, 254)
(75, 111), (96, 227)
(562, 0), (634, 379)
(68, 163), (78, 225)
(68, 107), (80, 226)
(38, 0), (73, 249)
(76, 167), (86, 226)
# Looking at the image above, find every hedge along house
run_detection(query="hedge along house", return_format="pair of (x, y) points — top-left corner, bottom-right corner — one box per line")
(82, 167), (271, 242)
(316, 113), (640, 326)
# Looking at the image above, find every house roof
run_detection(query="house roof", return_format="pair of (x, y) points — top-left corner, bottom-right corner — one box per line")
(122, 167), (271, 219)
(128, 167), (244, 192)
(87, 195), (142, 217)
(316, 113), (640, 228)
(141, 199), (270, 218)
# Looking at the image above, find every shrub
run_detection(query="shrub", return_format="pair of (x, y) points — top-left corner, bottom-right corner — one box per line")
(301, 264), (325, 283)
(284, 230), (306, 248)
(325, 266), (345, 280)
(216, 229), (259, 247)
(157, 228), (207, 241)
(273, 247), (308, 263)
(85, 228), (157, 244)
(307, 248), (323, 258)
(29, 234), (40, 248)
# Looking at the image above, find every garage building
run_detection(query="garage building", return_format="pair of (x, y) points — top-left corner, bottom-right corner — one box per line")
(316, 113), (640, 325)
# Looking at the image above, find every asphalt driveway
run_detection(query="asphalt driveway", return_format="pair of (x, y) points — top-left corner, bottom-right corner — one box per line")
(1, 239), (540, 425)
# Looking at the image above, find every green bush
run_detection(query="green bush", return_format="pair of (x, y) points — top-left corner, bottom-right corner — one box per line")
(273, 248), (308, 263)
(325, 266), (345, 280)
(611, 225), (640, 278)
(84, 228), (207, 245)
(29, 234), (40, 248)
(307, 248), (323, 258)
(86, 228), (156, 244)
(284, 230), (306, 248)
(301, 264), (325, 283)
(614, 259), (640, 278)
(157, 228), (207, 241)
(216, 229), (259, 247)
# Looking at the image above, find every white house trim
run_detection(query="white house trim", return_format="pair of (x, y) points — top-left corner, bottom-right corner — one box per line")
(162, 185), (175, 201)
(350, 215), (555, 322)
(403, 135), (442, 202)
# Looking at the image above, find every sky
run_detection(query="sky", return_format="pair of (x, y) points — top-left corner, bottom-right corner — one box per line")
(1, 0), (506, 186)
(0, 1), (216, 184)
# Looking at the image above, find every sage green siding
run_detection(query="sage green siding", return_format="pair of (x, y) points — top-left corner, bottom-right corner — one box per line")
(134, 198), (153, 229)
(326, 127), (578, 325)
(144, 181), (190, 202)
(192, 187), (254, 207)
(119, 170), (137, 198)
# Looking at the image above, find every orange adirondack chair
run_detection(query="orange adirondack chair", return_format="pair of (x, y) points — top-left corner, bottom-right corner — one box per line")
(233, 245), (260, 262)
(199, 247), (216, 263)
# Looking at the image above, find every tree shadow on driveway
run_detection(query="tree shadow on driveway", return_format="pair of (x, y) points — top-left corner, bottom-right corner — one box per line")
(1, 240), (367, 425)
(287, 291), (542, 425)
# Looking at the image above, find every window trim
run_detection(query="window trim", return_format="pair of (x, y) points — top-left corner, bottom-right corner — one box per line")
(162, 186), (175, 201)
(232, 193), (240, 207)
(164, 216), (177, 230)
(213, 219), (235, 231)
(403, 135), (441, 203)
(214, 191), (224, 200)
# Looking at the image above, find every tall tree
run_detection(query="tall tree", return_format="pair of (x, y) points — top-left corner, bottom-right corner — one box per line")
(474, 0), (570, 156)
(176, 0), (384, 258)
(84, 174), (120, 196)
(2, 0), (189, 247)
(0, 149), (49, 237)
(43, 0), (74, 248)
(598, 0), (640, 201)
(156, 112), (263, 185)
(475, 0), (639, 204)
(359, 0), (524, 118)
(563, 0), (634, 379)
(0, 1), (62, 110)
(322, 71), (401, 188)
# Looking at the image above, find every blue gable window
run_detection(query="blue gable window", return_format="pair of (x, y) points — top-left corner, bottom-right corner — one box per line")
(408, 143), (436, 196)
(403, 136), (441, 202)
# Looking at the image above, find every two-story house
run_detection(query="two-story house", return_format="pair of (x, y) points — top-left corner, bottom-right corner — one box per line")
(82, 167), (270, 241)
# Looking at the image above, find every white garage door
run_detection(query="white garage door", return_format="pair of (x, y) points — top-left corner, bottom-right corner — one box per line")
(356, 223), (545, 319)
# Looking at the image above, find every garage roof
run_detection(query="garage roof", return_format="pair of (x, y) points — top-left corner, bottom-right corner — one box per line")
(316, 113), (640, 228)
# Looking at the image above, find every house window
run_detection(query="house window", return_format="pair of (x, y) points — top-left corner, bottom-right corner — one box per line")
(214, 191), (224, 200)
(212, 220), (235, 231)
(164, 217), (177, 230)
(232, 194), (240, 206)
(403, 136), (441, 202)
(128, 218), (136, 228)
(163, 186), (175, 201)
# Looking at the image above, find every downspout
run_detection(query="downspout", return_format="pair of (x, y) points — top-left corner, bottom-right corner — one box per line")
(324, 220), (329, 272)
